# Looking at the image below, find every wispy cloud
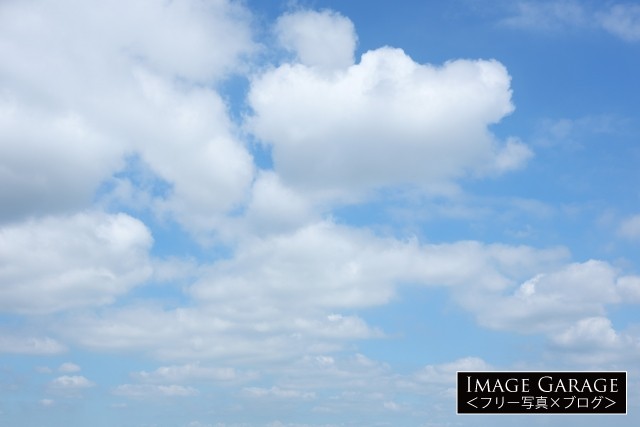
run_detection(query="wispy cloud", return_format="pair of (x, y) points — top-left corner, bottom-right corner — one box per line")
(0, 335), (66, 355)
(618, 214), (640, 240)
(599, 3), (640, 41)
(501, 0), (640, 41)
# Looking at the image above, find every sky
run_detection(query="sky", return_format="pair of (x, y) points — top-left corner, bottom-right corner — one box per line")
(1, 0), (639, 426)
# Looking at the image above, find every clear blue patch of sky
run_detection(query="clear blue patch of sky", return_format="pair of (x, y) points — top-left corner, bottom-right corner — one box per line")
(355, 286), (545, 372)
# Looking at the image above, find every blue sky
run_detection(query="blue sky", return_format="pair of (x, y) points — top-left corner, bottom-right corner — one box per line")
(1, 0), (639, 426)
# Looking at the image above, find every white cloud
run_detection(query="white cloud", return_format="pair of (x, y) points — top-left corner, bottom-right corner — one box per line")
(1, 2), (637, 424)
(549, 316), (640, 365)
(552, 317), (621, 349)
(48, 375), (95, 395)
(151, 256), (200, 284)
(501, 0), (588, 31)
(241, 170), (317, 236)
(599, 4), (640, 42)
(0, 334), (66, 355)
(617, 275), (640, 302)
(129, 69), (255, 234)
(248, 44), (525, 202)
(58, 362), (81, 373)
(489, 137), (534, 174)
(58, 304), (379, 362)
(190, 221), (406, 310)
(0, 0), (256, 233)
(501, 1), (640, 42)
(276, 9), (357, 71)
(0, 211), (152, 314)
(456, 260), (640, 334)
(113, 384), (198, 398)
(57, 222), (568, 362)
(0, 99), (124, 222)
(618, 214), (640, 240)
(191, 221), (566, 314)
(0, 0), (253, 84)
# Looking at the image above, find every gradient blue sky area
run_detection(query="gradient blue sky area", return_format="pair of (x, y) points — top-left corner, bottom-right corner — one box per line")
(1, 0), (639, 426)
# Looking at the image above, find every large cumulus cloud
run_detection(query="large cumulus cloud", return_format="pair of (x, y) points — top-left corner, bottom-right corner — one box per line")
(0, 0), (256, 230)
(248, 10), (531, 202)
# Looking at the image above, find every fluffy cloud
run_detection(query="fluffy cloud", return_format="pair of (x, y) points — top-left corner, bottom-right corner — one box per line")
(56, 221), (567, 361)
(0, 0), (255, 231)
(50, 375), (94, 389)
(0, 100), (124, 223)
(617, 275), (640, 302)
(48, 375), (95, 396)
(552, 317), (622, 350)
(191, 221), (565, 313)
(129, 69), (255, 233)
(457, 260), (640, 334)
(0, 0), (253, 86)
(550, 317), (640, 365)
(276, 9), (357, 71)
(248, 25), (529, 201)
(0, 211), (152, 314)
(241, 170), (317, 236)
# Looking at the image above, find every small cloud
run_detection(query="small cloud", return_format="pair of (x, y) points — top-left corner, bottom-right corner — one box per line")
(491, 137), (534, 174)
(58, 362), (81, 373)
(551, 317), (620, 350)
(48, 375), (95, 397)
(49, 375), (94, 390)
(275, 9), (357, 71)
(547, 316), (640, 365)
